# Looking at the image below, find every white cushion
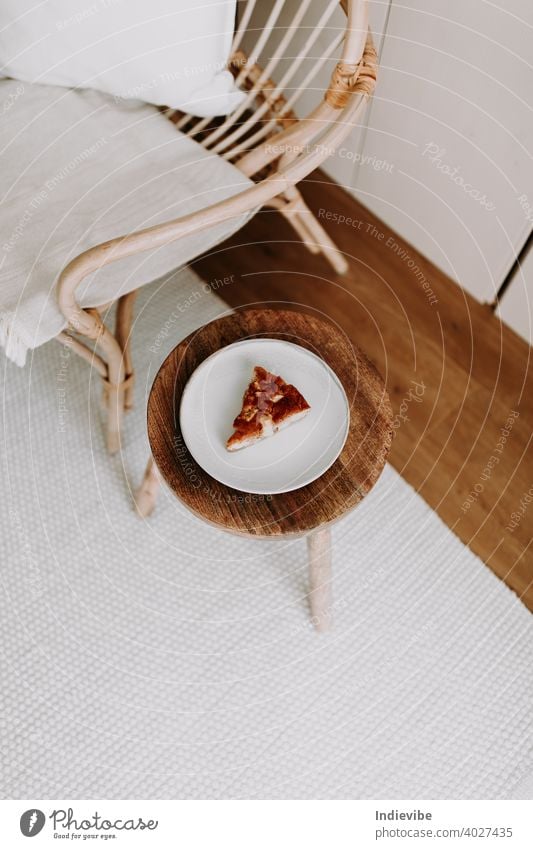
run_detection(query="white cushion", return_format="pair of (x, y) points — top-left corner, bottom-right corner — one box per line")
(0, 80), (253, 365)
(0, 0), (244, 117)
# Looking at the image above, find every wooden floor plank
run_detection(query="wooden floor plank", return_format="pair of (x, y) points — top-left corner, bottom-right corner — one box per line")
(193, 172), (533, 611)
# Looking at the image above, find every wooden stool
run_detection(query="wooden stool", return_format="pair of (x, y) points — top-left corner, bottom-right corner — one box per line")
(137, 309), (393, 631)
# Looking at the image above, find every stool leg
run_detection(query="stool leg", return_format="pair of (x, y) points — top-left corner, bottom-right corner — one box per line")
(134, 457), (160, 518)
(307, 528), (332, 632)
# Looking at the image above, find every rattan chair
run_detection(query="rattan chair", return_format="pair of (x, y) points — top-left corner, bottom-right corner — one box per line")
(56, 0), (377, 469)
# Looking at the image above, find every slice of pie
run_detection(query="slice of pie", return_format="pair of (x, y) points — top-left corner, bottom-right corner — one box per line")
(226, 365), (311, 451)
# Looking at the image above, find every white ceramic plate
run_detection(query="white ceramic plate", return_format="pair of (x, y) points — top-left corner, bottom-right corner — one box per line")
(179, 339), (350, 494)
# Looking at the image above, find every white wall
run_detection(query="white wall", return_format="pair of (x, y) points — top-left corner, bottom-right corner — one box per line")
(328, 0), (533, 301)
(253, 0), (533, 337)
(324, 0), (533, 305)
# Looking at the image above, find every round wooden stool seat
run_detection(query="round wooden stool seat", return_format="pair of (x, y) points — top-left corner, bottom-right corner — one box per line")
(147, 309), (393, 538)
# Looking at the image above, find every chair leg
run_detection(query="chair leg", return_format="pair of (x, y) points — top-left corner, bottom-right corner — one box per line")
(307, 528), (332, 632)
(269, 196), (321, 255)
(92, 294), (137, 453)
(105, 383), (124, 455)
(134, 457), (160, 518)
(115, 291), (137, 411)
(274, 188), (349, 276)
(82, 307), (125, 455)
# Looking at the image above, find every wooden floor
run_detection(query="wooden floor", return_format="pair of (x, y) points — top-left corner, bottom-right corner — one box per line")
(193, 173), (533, 611)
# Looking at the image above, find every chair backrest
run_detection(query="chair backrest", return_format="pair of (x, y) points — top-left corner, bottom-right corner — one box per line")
(56, 0), (377, 333)
(171, 0), (376, 177)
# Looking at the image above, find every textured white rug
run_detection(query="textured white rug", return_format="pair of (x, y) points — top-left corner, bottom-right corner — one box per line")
(1, 268), (532, 800)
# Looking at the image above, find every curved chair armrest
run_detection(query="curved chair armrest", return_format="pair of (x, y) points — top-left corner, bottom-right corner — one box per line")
(57, 173), (290, 335)
(57, 95), (371, 332)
